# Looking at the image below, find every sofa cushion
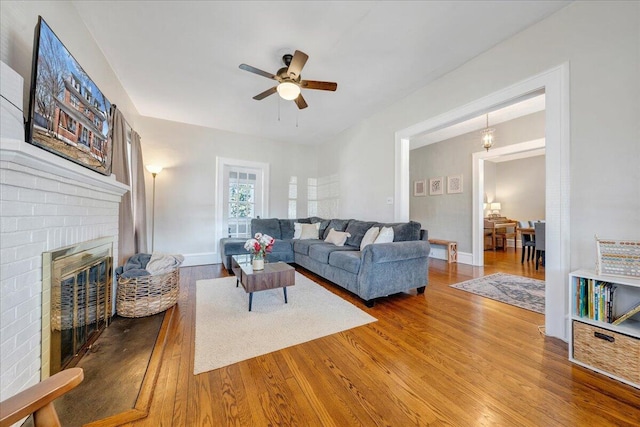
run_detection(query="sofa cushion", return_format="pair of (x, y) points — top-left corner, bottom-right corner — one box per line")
(322, 219), (351, 239)
(329, 251), (362, 275)
(345, 220), (376, 247)
(251, 218), (282, 239)
(293, 239), (324, 255)
(375, 221), (421, 242)
(374, 226), (394, 244)
(271, 239), (293, 254)
(325, 228), (351, 246)
(318, 221), (329, 239)
(279, 219), (296, 239)
(360, 226), (380, 250)
(294, 222), (321, 239)
(309, 243), (357, 264)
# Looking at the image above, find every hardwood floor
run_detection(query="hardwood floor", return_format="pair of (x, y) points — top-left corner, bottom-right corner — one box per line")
(124, 248), (640, 426)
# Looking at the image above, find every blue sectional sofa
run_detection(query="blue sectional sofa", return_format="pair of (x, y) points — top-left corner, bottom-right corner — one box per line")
(220, 217), (431, 306)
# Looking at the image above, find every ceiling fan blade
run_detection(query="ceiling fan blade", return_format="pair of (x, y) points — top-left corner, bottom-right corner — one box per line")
(239, 64), (277, 80)
(294, 93), (308, 110)
(300, 80), (338, 91)
(253, 86), (277, 100)
(287, 50), (308, 79)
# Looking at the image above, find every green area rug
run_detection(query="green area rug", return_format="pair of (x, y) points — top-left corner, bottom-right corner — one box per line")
(450, 273), (545, 314)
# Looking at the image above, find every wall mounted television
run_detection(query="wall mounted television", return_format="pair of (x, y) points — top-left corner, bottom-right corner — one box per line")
(26, 16), (113, 176)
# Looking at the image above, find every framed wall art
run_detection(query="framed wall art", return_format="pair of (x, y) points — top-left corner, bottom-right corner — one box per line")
(413, 179), (426, 196)
(429, 177), (444, 195)
(447, 174), (463, 194)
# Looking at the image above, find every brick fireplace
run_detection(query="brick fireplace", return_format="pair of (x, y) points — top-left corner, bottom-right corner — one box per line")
(0, 138), (128, 401)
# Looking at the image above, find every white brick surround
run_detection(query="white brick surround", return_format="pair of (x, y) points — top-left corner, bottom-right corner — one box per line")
(0, 139), (128, 402)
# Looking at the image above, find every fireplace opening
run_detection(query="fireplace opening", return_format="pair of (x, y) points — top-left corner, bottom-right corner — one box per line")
(42, 237), (114, 378)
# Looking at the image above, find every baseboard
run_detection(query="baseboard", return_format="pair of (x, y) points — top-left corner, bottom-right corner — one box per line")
(429, 250), (472, 265)
(457, 252), (473, 265)
(182, 252), (219, 267)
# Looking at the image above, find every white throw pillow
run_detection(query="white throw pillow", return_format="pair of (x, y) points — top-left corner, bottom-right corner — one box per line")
(324, 228), (351, 246)
(374, 226), (394, 244)
(360, 226), (380, 250)
(299, 222), (320, 240)
(293, 222), (303, 239)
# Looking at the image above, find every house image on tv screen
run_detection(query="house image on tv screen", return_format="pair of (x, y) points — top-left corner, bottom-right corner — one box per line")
(29, 17), (113, 175)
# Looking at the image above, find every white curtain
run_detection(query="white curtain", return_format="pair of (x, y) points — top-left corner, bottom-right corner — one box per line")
(131, 130), (148, 254)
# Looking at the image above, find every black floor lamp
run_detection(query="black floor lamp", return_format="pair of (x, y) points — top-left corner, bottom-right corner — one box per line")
(145, 165), (163, 252)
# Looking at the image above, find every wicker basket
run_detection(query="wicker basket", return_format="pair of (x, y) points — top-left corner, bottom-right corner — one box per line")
(116, 268), (179, 318)
(573, 321), (640, 384)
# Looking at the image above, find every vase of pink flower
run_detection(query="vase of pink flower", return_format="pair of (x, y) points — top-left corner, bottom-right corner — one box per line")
(244, 233), (275, 270)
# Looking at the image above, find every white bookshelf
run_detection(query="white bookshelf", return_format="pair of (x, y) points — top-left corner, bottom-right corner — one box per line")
(568, 269), (640, 389)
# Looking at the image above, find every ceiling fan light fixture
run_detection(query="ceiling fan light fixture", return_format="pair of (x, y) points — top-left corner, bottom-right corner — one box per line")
(277, 81), (301, 100)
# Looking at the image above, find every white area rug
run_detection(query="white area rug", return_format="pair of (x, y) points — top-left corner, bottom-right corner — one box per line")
(194, 272), (377, 375)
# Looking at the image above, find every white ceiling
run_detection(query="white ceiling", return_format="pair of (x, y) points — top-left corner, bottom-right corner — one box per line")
(72, 1), (569, 145)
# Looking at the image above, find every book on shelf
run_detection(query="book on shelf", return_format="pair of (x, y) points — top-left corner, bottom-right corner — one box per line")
(612, 301), (640, 326)
(575, 278), (617, 323)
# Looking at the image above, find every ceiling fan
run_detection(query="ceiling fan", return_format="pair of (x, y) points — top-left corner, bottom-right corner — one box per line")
(239, 50), (337, 109)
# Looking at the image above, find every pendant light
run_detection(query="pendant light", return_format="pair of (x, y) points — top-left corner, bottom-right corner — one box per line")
(481, 113), (495, 151)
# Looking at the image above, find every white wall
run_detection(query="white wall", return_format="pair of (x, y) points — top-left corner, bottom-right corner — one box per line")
(136, 116), (318, 265)
(321, 0), (639, 267)
(409, 111), (545, 252)
(495, 155), (545, 222)
(319, 1), (640, 339)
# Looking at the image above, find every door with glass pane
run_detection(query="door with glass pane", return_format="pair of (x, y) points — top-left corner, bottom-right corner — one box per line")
(224, 166), (263, 238)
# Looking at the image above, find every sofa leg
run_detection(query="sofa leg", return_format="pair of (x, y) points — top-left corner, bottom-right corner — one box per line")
(365, 299), (375, 308)
(416, 286), (426, 294)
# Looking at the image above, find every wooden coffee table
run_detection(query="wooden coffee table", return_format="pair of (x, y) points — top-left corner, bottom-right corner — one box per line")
(231, 255), (295, 311)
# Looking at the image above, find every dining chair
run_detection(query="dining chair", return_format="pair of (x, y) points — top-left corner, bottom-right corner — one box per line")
(535, 222), (546, 270)
(495, 221), (517, 251)
(519, 220), (536, 263)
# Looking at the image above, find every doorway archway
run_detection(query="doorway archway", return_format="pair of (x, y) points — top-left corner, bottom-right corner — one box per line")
(394, 64), (570, 340)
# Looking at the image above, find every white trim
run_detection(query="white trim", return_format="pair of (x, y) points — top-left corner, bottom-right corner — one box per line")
(394, 63), (571, 341)
(215, 157), (270, 259)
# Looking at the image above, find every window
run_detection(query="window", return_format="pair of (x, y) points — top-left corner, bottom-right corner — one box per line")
(80, 127), (89, 146)
(307, 178), (317, 217)
(288, 176), (297, 219)
(227, 170), (257, 238)
(70, 76), (80, 92)
(70, 95), (79, 108)
(217, 159), (269, 244)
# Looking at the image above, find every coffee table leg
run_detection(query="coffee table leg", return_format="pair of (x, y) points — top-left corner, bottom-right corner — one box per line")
(249, 292), (253, 311)
(283, 286), (288, 304)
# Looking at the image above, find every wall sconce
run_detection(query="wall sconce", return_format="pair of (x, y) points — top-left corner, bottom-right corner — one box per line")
(145, 165), (163, 251)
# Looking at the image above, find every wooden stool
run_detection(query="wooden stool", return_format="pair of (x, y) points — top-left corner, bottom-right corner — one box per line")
(428, 239), (457, 263)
